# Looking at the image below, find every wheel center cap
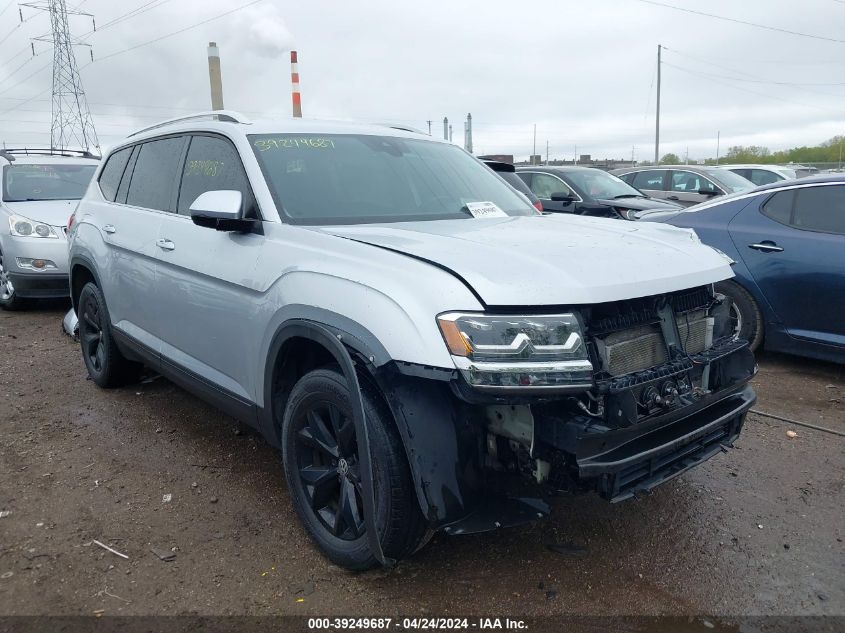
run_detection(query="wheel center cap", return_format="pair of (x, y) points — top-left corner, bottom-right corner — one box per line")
(337, 458), (349, 477)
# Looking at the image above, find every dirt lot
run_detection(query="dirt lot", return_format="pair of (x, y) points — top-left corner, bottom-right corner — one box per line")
(0, 302), (842, 618)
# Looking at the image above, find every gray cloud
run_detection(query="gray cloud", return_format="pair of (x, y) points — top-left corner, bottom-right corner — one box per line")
(0, 0), (842, 161)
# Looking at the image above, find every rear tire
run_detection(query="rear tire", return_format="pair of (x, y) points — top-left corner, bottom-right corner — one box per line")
(0, 247), (29, 311)
(77, 282), (142, 387)
(281, 368), (427, 570)
(715, 279), (764, 351)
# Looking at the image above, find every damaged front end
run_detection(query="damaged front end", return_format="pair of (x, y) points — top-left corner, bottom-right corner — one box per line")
(376, 285), (756, 535)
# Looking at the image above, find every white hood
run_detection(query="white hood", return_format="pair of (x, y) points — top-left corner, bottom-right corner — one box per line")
(2, 200), (77, 227)
(319, 214), (734, 306)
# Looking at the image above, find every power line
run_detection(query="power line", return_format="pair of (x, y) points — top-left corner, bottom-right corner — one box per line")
(88, 0), (263, 64)
(633, 0), (845, 44)
(78, 0), (173, 38)
(0, 60), (51, 98)
(664, 47), (845, 86)
(0, 0), (14, 17)
(662, 62), (833, 111)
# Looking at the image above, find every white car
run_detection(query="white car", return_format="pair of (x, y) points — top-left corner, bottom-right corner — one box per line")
(0, 149), (98, 309)
(716, 164), (798, 186)
(68, 111), (757, 569)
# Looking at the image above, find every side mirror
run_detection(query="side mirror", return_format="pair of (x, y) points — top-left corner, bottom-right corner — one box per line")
(698, 189), (720, 197)
(550, 191), (575, 203)
(189, 190), (256, 232)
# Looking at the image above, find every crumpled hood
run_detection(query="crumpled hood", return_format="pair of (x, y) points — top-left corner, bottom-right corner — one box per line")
(316, 214), (734, 306)
(2, 200), (77, 227)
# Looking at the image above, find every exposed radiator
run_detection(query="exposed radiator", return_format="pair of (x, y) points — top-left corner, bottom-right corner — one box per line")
(598, 311), (712, 377)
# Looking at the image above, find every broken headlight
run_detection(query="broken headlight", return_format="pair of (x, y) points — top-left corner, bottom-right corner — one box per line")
(437, 312), (593, 392)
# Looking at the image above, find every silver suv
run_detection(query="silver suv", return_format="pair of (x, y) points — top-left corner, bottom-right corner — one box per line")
(0, 149), (98, 309)
(69, 112), (757, 569)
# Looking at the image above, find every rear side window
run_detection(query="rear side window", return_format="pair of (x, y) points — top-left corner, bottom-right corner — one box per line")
(98, 147), (132, 202)
(177, 136), (255, 216)
(126, 137), (185, 212)
(761, 190), (794, 224)
(793, 185), (845, 234)
(671, 171), (717, 193)
(749, 169), (781, 186)
(631, 170), (665, 190)
(530, 173), (572, 199)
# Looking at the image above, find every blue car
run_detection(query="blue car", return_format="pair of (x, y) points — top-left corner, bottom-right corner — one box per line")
(641, 175), (845, 364)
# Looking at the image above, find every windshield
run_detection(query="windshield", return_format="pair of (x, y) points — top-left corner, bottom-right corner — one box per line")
(563, 169), (644, 199)
(250, 134), (535, 224)
(704, 168), (754, 193)
(2, 163), (96, 202)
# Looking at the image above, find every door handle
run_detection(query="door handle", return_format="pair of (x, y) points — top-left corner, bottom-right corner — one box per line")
(102, 224), (116, 234)
(748, 241), (783, 253)
(666, 195), (680, 201)
(156, 238), (175, 251)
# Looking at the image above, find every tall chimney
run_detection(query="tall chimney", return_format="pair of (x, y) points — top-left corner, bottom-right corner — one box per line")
(291, 50), (302, 118)
(443, 117), (448, 140)
(207, 42), (224, 110)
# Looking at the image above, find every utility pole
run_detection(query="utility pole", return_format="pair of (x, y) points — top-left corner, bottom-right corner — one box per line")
(290, 50), (302, 117)
(207, 42), (224, 110)
(448, 124), (453, 142)
(26, 0), (98, 152)
(546, 140), (549, 165)
(574, 144), (578, 166)
(631, 145), (635, 164)
(685, 146), (689, 165)
(465, 113), (473, 153)
(716, 131), (721, 164)
(532, 124), (537, 164)
(654, 44), (661, 165)
(443, 117), (448, 140)
(426, 120), (432, 135)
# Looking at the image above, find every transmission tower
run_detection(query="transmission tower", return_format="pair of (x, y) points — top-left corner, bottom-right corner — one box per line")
(23, 0), (99, 152)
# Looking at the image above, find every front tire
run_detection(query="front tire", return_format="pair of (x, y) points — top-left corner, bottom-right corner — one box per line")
(715, 279), (764, 351)
(281, 368), (426, 570)
(77, 282), (141, 387)
(0, 247), (28, 311)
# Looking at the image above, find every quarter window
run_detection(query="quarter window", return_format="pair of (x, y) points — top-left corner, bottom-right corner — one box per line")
(177, 136), (255, 216)
(98, 147), (132, 202)
(530, 173), (572, 199)
(761, 190), (794, 225)
(125, 137), (186, 212)
(630, 170), (665, 190)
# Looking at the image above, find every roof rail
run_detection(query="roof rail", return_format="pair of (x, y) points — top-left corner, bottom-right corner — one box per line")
(0, 147), (100, 162)
(127, 110), (252, 138)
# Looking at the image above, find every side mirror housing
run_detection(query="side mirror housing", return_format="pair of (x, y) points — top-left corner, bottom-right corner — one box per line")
(189, 190), (256, 232)
(550, 191), (575, 203)
(698, 189), (720, 197)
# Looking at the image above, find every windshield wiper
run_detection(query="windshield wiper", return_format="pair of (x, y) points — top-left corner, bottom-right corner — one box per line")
(612, 194), (646, 199)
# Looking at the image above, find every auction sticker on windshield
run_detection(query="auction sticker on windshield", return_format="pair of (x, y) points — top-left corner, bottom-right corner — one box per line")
(465, 201), (507, 218)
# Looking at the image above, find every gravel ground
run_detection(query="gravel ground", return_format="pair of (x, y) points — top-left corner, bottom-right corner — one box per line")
(0, 302), (842, 618)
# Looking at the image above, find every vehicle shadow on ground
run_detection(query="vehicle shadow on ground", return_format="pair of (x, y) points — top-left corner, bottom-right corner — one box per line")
(106, 363), (714, 612)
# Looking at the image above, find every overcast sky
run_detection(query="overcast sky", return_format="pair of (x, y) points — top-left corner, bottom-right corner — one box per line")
(0, 0), (843, 162)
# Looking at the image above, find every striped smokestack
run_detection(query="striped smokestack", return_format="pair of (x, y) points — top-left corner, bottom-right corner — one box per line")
(291, 50), (302, 118)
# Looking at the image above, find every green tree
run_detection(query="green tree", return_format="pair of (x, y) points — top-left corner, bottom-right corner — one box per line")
(660, 153), (680, 165)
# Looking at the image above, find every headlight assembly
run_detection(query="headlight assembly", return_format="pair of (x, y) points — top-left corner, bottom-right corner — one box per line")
(437, 312), (593, 392)
(9, 215), (59, 239)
